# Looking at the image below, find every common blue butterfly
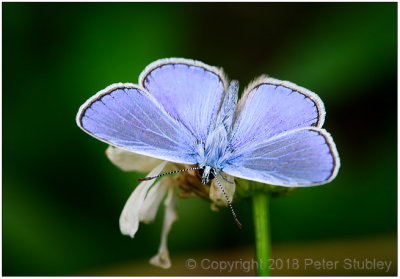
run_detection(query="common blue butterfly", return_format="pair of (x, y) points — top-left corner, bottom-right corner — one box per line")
(76, 58), (340, 225)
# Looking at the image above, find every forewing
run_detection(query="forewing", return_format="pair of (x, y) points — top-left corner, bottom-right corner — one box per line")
(139, 58), (228, 143)
(223, 128), (340, 186)
(229, 77), (325, 151)
(77, 83), (197, 164)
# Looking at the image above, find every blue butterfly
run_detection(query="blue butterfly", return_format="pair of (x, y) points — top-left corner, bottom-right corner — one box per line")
(76, 58), (340, 225)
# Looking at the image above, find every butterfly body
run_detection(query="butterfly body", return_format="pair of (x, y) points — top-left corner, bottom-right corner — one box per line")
(77, 58), (340, 188)
(195, 80), (239, 184)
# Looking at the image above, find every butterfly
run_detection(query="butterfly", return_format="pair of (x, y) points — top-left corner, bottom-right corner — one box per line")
(76, 58), (340, 225)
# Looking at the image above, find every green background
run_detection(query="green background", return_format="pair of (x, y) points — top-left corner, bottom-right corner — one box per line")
(3, 2), (397, 276)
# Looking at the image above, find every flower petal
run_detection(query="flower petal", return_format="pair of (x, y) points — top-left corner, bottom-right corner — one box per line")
(139, 177), (176, 224)
(106, 146), (163, 172)
(149, 187), (178, 269)
(119, 161), (167, 238)
(209, 173), (236, 207)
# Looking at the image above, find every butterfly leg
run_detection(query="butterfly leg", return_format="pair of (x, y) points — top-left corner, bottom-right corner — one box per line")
(217, 172), (234, 184)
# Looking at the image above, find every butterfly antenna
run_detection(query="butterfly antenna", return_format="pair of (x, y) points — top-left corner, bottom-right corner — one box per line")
(138, 167), (201, 181)
(213, 175), (242, 229)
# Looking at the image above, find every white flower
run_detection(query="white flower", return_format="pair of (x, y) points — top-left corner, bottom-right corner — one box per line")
(106, 146), (236, 268)
(105, 145), (163, 172)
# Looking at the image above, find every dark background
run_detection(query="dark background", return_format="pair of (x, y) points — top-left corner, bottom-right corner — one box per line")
(3, 2), (397, 276)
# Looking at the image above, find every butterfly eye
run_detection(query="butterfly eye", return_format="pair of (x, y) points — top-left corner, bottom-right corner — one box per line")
(198, 167), (215, 181)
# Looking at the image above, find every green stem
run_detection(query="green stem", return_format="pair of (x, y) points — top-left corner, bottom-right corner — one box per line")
(252, 192), (271, 276)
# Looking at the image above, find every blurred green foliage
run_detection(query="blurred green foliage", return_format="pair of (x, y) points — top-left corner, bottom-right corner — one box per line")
(3, 2), (396, 275)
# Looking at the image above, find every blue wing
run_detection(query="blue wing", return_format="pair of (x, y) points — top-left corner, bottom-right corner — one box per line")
(76, 83), (198, 164)
(229, 77), (326, 151)
(223, 128), (340, 186)
(222, 78), (339, 186)
(139, 58), (228, 144)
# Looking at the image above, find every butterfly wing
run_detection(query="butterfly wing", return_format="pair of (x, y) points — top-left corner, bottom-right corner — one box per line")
(76, 83), (197, 164)
(223, 78), (339, 186)
(229, 77), (325, 151)
(223, 127), (339, 186)
(139, 58), (228, 143)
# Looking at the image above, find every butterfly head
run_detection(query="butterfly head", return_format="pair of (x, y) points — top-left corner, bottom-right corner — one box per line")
(198, 165), (216, 185)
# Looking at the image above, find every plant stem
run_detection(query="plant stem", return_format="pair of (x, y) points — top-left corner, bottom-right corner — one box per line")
(252, 192), (271, 276)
